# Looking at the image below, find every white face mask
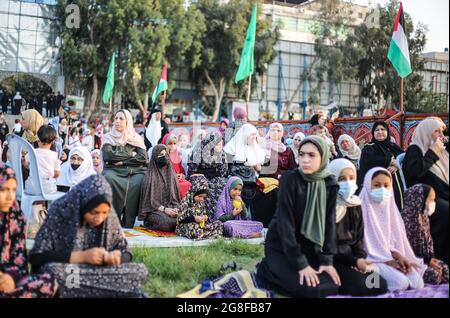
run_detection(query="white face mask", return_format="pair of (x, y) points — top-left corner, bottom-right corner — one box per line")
(425, 202), (436, 217)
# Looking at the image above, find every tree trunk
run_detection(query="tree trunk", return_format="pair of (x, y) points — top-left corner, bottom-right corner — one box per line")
(204, 70), (225, 122)
(87, 74), (98, 120)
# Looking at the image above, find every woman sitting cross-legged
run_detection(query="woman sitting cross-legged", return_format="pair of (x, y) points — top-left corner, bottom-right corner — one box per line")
(328, 158), (388, 296)
(359, 167), (426, 292)
(256, 136), (341, 298)
(215, 176), (263, 239)
(29, 174), (148, 298)
(138, 144), (181, 232)
(175, 175), (223, 240)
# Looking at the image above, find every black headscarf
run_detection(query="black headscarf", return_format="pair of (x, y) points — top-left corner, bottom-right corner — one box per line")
(370, 121), (403, 158)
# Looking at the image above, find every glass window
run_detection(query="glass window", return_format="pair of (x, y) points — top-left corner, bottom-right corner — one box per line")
(18, 57), (35, 73)
(8, 14), (20, 29)
(289, 66), (300, 79)
(268, 64), (278, 77)
(35, 30), (51, 45)
(18, 42), (36, 59)
(21, 2), (38, 16)
(2, 56), (17, 72)
(35, 45), (51, 60)
(9, 1), (21, 15)
(20, 16), (38, 30)
(0, 1), (9, 12)
(7, 28), (19, 43)
(35, 58), (51, 73)
(0, 14), (9, 28)
(20, 30), (36, 44)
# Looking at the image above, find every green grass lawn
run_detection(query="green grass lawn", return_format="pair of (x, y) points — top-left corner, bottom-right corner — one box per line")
(132, 239), (264, 298)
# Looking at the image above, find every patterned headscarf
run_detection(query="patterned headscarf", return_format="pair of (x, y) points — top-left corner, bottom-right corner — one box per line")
(30, 175), (129, 258)
(0, 162), (20, 211)
(215, 176), (244, 221)
(400, 184), (435, 261)
(177, 175), (209, 223)
(191, 131), (227, 166)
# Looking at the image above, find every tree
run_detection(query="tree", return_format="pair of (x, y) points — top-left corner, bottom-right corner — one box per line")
(125, 0), (206, 119)
(348, 0), (427, 113)
(283, 0), (363, 118)
(191, 0), (279, 121)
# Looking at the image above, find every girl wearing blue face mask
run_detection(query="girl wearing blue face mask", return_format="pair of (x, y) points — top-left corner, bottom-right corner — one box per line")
(328, 159), (388, 296)
(360, 167), (427, 292)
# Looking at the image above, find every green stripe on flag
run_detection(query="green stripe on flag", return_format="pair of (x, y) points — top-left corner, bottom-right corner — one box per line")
(388, 40), (412, 78)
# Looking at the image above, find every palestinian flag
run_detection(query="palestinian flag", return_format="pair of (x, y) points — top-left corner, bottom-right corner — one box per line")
(387, 2), (412, 78)
(151, 64), (168, 104)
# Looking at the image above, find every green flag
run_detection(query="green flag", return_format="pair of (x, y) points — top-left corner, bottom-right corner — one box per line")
(102, 52), (115, 104)
(235, 5), (257, 83)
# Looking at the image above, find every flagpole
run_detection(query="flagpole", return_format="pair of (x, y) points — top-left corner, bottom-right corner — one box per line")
(109, 98), (112, 113)
(162, 90), (166, 115)
(246, 74), (252, 116)
(399, 77), (404, 114)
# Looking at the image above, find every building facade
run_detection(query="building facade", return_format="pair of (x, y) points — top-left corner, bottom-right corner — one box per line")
(0, 0), (63, 92)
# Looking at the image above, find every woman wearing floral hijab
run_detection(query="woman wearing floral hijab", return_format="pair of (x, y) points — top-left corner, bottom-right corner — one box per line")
(401, 184), (449, 285)
(176, 176), (223, 240)
(30, 174), (148, 298)
(102, 109), (148, 228)
(0, 163), (57, 298)
(189, 131), (229, 219)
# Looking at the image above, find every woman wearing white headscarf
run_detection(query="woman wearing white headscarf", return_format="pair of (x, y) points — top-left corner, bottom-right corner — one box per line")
(337, 134), (361, 169)
(57, 146), (96, 189)
(403, 117), (449, 263)
(144, 106), (169, 152)
(328, 159), (388, 296)
(224, 123), (265, 168)
(102, 109), (148, 228)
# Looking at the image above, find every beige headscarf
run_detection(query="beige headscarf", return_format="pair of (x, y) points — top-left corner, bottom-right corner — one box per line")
(102, 109), (146, 150)
(411, 117), (449, 185)
(21, 109), (44, 144)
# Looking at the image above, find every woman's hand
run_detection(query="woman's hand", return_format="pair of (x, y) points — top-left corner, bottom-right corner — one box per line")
(356, 258), (373, 274)
(232, 206), (243, 217)
(298, 266), (320, 287)
(318, 266), (341, 286)
(431, 138), (445, 155)
(104, 250), (121, 267)
(430, 258), (443, 274)
(387, 165), (398, 174)
(194, 215), (208, 223)
(164, 208), (178, 218)
(79, 247), (107, 265)
(254, 164), (262, 172)
(114, 161), (124, 166)
(0, 272), (16, 294)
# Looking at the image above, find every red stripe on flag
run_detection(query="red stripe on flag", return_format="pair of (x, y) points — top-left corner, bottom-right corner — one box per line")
(161, 64), (168, 81)
(393, 2), (403, 32)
